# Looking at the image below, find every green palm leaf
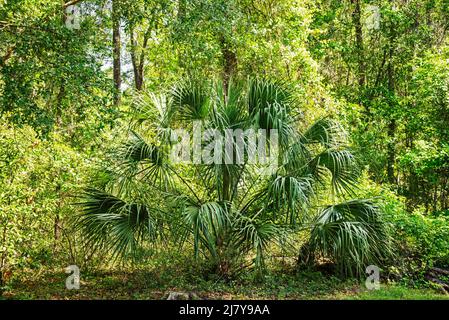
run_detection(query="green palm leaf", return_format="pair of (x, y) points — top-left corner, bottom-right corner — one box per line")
(75, 189), (161, 261)
(306, 199), (392, 277)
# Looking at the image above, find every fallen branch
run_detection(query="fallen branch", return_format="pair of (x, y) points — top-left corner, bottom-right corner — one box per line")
(63, 0), (84, 9)
(425, 275), (449, 293)
(430, 267), (449, 276)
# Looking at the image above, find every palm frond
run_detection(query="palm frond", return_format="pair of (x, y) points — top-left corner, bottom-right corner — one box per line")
(75, 189), (160, 261)
(115, 131), (172, 189)
(312, 149), (358, 195)
(306, 199), (392, 277)
(267, 175), (314, 224)
(302, 118), (347, 148)
(171, 80), (210, 121)
(183, 202), (230, 259)
(247, 79), (294, 145)
(232, 213), (287, 272)
(282, 138), (311, 172)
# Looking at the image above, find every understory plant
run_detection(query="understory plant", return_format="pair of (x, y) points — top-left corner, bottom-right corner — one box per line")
(75, 79), (392, 277)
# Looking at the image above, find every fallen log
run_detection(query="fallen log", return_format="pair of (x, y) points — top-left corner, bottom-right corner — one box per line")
(430, 267), (449, 276)
(425, 275), (449, 293)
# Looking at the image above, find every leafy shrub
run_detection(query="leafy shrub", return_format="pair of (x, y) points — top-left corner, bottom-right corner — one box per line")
(352, 175), (449, 280)
(0, 122), (94, 286)
(305, 199), (392, 278)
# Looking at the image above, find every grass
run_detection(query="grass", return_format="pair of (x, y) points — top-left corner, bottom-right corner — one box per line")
(1, 250), (447, 300)
(345, 286), (449, 300)
(2, 265), (448, 300)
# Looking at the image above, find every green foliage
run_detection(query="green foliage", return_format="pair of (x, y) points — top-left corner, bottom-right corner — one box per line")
(317, 0), (449, 213)
(0, 121), (94, 285)
(75, 79), (391, 278)
(0, 0), (114, 136)
(306, 199), (392, 277)
(387, 208), (449, 274)
(1, 0), (448, 299)
(349, 176), (449, 281)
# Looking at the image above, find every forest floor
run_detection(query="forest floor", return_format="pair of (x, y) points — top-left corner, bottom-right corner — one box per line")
(1, 267), (448, 300)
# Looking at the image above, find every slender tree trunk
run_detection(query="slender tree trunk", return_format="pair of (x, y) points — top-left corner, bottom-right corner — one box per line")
(1, 169), (15, 288)
(54, 214), (61, 242)
(112, 0), (121, 105)
(130, 28), (141, 90)
(136, 56), (144, 91)
(385, 3), (397, 185)
(130, 23), (152, 91)
(221, 31), (234, 198)
(386, 127), (396, 186)
(387, 120), (396, 184)
(352, 0), (371, 133)
(177, 0), (186, 71)
(406, 132), (417, 210)
(55, 6), (66, 242)
(220, 35), (237, 98)
(433, 185), (438, 212)
(54, 85), (64, 245)
(351, 0), (365, 90)
(223, 167), (231, 202)
(441, 176), (448, 210)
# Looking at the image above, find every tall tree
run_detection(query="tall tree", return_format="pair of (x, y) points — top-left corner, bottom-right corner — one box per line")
(112, 0), (121, 105)
(124, 0), (170, 91)
(351, 0), (365, 91)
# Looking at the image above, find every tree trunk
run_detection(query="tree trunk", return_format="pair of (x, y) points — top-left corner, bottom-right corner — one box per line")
(220, 35), (237, 98)
(112, 0), (121, 105)
(386, 29), (396, 185)
(351, 0), (365, 90)
(177, 0), (186, 70)
(441, 176), (448, 210)
(130, 25), (152, 91)
(54, 215), (61, 242)
(223, 166), (231, 202)
(130, 28), (142, 90)
(53, 86), (64, 246)
(0, 225), (7, 288)
(387, 118), (396, 184)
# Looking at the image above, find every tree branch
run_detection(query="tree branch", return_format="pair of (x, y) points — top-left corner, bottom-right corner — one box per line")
(63, 0), (84, 9)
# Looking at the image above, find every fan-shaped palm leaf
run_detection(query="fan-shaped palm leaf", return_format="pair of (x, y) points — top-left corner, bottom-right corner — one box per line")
(232, 213), (288, 272)
(267, 175), (314, 224)
(115, 131), (172, 190)
(306, 199), (392, 277)
(302, 118), (346, 148)
(75, 189), (161, 260)
(183, 201), (230, 258)
(312, 149), (358, 195)
(171, 80), (210, 121)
